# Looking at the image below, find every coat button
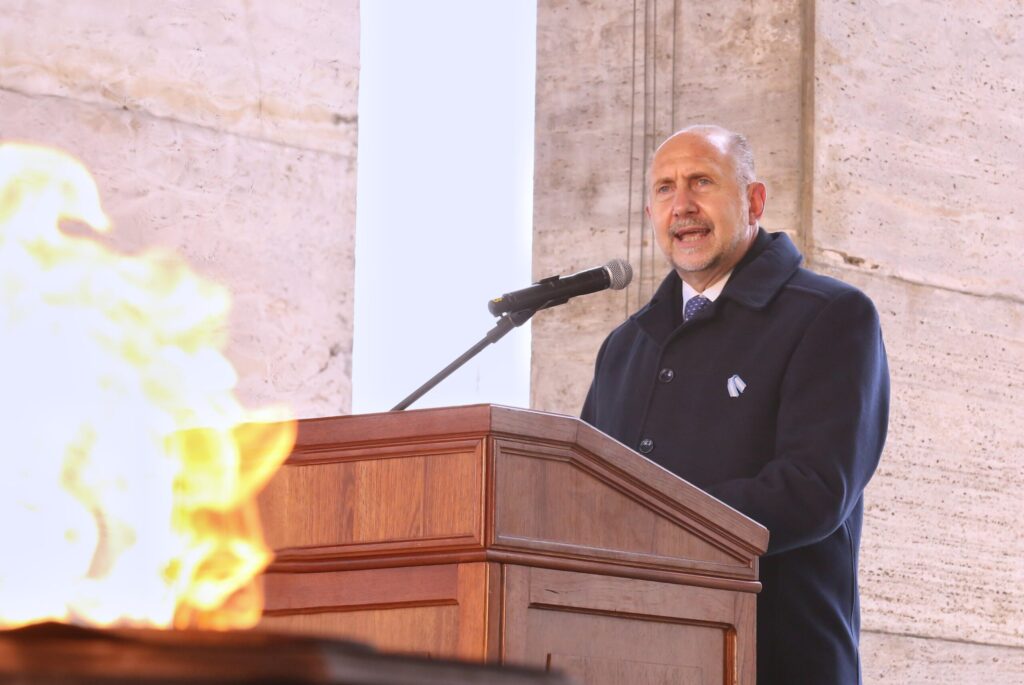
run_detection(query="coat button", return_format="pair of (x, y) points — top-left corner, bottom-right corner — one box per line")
(658, 368), (674, 383)
(638, 438), (654, 454)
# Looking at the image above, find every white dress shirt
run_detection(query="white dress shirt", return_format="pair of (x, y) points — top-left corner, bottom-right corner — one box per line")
(681, 270), (733, 313)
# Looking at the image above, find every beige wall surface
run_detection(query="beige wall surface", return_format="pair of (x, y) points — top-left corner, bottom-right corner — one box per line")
(812, 2), (1024, 679)
(0, 0), (359, 418)
(533, 0), (1023, 682)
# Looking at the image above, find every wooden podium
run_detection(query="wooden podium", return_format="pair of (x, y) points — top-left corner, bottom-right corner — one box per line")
(258, 405), (767, 684)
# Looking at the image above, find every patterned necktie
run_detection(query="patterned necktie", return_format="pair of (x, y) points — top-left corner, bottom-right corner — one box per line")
(684, 294), (711, 322)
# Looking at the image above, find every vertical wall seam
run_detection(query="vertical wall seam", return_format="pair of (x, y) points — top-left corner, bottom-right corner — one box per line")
(626, 0), (639, 319)
(645, 0), (661, 303)
(640, 0), (653, 306)
(798, 0), (818, 263)
(670, 0), (678, 133)
(646, 0), (656, 305)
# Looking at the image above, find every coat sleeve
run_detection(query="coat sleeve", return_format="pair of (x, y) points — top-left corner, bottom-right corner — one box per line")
(704, 288), (890, 556)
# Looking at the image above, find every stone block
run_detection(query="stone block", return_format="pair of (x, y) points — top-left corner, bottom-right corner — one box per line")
(862, 630), (1024, 684)
(818, 263), (1024, 647)
(0, 89), (354, 418)
(812, 1), (1024, 299)
(0, 0), (359, 156)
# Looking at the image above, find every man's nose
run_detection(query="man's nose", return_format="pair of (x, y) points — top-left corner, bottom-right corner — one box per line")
(671, 188), (697, 216)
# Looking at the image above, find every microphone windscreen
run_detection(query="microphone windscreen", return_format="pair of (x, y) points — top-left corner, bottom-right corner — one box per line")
(605, 259), (633, 290)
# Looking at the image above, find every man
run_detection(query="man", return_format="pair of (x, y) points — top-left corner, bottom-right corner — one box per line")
(581, 125), (889, 684)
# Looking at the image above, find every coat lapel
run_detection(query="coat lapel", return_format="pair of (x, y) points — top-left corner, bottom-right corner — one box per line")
(720, 230), (803, 310)
(631, 229), (804, 346)
(633, 271), (682, 346)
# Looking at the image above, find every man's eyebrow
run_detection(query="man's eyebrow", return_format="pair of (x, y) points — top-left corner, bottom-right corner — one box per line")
(652, 170), (713, 185)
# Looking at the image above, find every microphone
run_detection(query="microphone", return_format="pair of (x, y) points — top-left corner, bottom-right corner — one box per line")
(488, 259), (633, 316)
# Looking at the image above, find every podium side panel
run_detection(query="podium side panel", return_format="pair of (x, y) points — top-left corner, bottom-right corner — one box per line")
(492, 438), (760, 579)
(261, 562), (494, 661)
(502, 565), (756, 684)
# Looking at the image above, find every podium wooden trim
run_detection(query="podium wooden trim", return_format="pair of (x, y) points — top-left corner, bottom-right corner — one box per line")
(259, 405), (767, 684)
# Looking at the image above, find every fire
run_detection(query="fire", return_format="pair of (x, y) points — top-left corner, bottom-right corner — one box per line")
(0, 143), (296, 630)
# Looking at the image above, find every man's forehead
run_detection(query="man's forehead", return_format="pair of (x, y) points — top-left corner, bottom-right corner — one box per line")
(657, 129), (732, 157)
(649, 131), (734, 179)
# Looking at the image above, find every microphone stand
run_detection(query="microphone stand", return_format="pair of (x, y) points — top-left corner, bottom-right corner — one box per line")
(391, 303), (549, 411)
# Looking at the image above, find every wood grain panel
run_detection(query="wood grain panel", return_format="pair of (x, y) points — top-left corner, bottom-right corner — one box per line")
(262, 563), (495, 662)
(261, 604), (460, 658)
(488, 406), (583, 444)
(259, 442), (484, 556)
(502, 565), (752, 684)
(522, 567), (740, 624)
(526, 606), (725, 685)
(290, 406), (493, 448)
(494, 449), (739, 567)
(454, 563), (492, 661)
(491, 431), (765, 583)
(263, 565), (459, 614)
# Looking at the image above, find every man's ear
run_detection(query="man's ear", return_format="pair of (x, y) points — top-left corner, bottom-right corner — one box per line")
(748, 182), (767, 224)
(645, 204), (652, 222)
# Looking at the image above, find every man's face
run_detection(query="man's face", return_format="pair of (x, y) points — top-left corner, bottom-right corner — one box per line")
(646, 131), (765, 291)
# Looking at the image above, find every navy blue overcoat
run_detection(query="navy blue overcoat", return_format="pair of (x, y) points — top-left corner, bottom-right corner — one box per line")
(582, 229), (890, 685)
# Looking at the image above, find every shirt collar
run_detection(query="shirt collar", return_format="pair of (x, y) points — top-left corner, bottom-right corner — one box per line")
(682, 271), (732, 308)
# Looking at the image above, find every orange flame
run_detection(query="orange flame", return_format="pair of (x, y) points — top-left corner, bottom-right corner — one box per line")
(0, 143), (296, 630)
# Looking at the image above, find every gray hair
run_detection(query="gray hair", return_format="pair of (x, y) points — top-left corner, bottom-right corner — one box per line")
(728, 132), (756, 187)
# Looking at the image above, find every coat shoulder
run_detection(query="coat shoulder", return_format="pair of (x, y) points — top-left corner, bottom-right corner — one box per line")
(782, 267), (875, 309)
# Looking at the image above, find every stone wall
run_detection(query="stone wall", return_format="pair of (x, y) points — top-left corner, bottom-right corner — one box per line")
(812, 1), (1024, 678)
(0, 0), (359, 418)
(532, 0), (1023, 682)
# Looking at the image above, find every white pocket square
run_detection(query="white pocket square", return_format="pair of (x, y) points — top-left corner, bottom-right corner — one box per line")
(727, 374), (747, 398)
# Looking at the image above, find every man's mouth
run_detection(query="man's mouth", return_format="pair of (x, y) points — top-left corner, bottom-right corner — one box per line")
(670, 224), (712, 242)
